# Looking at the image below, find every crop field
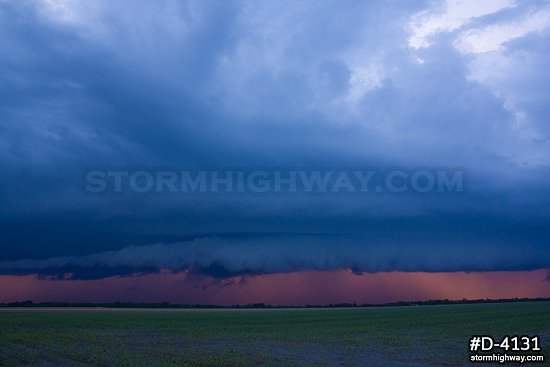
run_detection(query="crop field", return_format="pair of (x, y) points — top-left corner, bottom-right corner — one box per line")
(0, 302), (549, 366)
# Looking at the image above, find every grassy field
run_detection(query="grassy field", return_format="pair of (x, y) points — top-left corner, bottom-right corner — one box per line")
(0, 302), (549, 366)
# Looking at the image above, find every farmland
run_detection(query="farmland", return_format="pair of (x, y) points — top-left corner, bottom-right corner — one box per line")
(1, 302), (549, 366)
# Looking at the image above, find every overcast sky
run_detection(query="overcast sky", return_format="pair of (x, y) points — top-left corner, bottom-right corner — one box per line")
(1, 0), (549, 281)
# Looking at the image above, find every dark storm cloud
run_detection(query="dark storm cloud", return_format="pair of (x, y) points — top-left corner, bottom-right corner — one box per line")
(1, 229), (549, 280)
(0, 0), (549, 277)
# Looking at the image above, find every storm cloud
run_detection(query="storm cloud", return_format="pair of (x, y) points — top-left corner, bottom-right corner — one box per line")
(1, 0), (549, 279)
(1, 233), (549, 280)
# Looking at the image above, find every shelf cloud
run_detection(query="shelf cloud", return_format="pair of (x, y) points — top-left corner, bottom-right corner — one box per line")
(1, 0), (549, 281)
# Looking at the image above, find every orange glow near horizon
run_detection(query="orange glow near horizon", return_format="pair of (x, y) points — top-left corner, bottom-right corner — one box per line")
(0, 269), (549, 306)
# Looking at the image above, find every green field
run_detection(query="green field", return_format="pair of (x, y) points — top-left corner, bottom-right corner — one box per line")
(1, 302), (549, 366)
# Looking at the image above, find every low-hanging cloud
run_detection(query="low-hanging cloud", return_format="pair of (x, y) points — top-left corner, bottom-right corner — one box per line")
(1, 234), (548, 280)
